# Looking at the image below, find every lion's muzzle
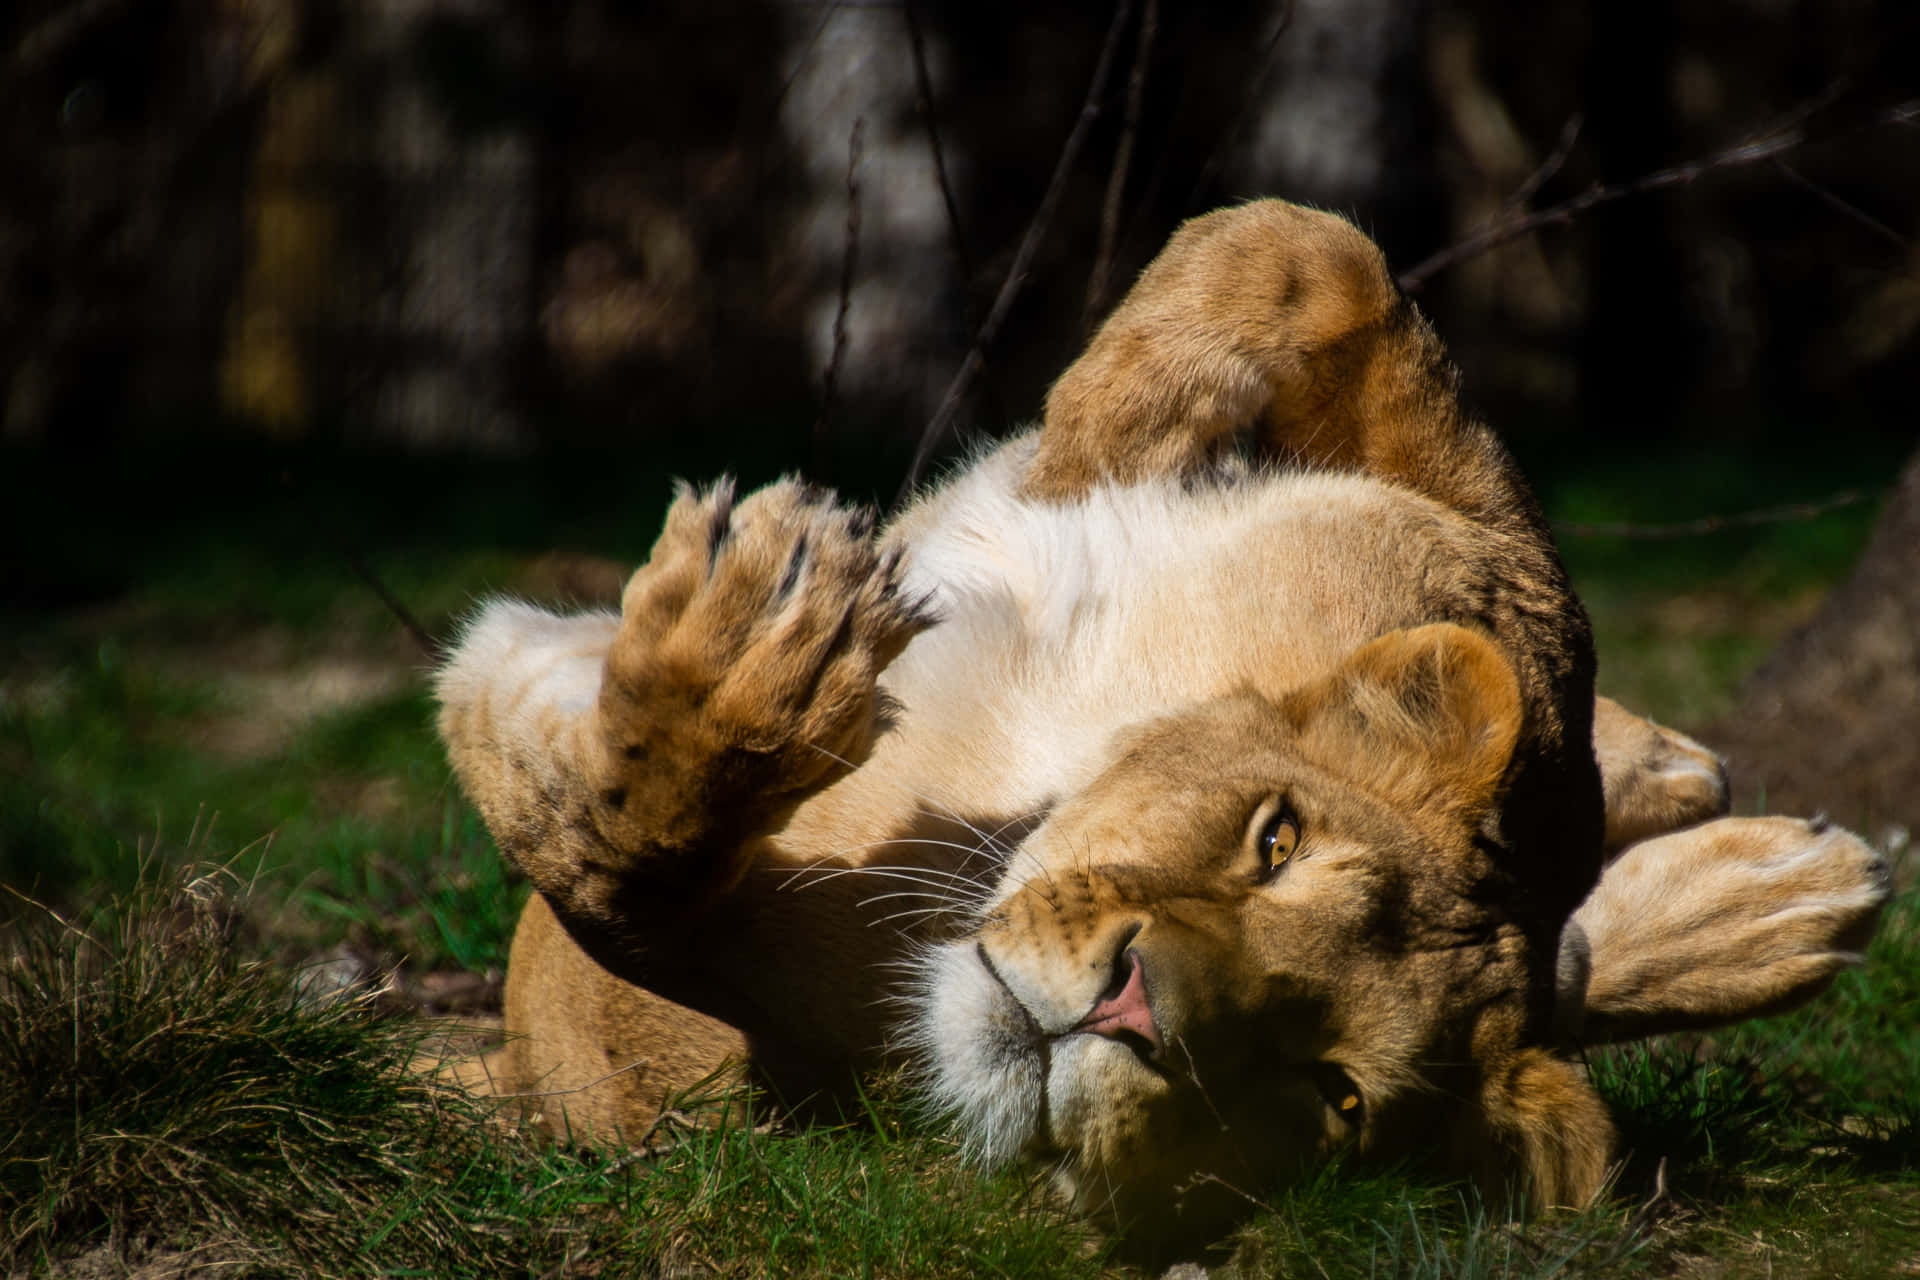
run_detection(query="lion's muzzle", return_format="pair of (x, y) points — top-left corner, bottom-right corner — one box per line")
(1070, 947), (1162, 1058)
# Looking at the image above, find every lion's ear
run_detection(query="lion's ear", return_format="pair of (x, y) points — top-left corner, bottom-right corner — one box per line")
(1280, 624), (1522, 821)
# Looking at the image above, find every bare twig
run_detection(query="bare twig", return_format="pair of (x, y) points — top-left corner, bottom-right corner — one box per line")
(893, 0), (1137, 508)
(1621, 1156), (1670, 1240)
(813, 115), (865, 464)
(1107, 0), (1292, 294)
(1179, 0), (1296, 212)
(14, 0), (134, 70)
(1773, 158), (1908, 247)
(341, 548), (443, 660)
(1185, 1171), (1274, 1213)
(1552, 488), (1873, 540)
(768, 2), (843, 138)
(3, 883), (99, 945)
(1398, 94), (1919, 293)
(901, 0), (1013, 426)
(496, 1057), (653, 1102)
(1503, 113), (1584, 216)
(1083, 0), (1158, 333)
(903, 0), (978, 289)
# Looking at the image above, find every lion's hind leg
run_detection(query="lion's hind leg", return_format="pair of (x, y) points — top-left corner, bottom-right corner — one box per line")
(1561, 815), (1891, 1044)
(1593, 695), (1729, 855)
(1027, 200), (1403, 502)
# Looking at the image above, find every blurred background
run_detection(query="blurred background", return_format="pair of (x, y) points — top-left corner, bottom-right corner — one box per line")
(4, 0), (1914, 460)
(1, 0), (1915, 973)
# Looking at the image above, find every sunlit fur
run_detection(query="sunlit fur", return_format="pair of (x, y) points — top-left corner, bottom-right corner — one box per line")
(436, 200), (1889, 1246)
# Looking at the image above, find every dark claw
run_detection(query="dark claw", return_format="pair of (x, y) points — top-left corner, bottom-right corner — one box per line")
(777, 532), (810, 600)
(705, 480), (738, 572)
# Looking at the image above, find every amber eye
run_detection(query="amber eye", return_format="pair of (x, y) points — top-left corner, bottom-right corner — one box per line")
(1252, 803), (1301, 879)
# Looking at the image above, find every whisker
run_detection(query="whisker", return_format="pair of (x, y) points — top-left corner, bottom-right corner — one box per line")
(908, 802), (1018, 861)
(781, 857), (996, 890)
(778, 872), (980, 904)
(868, 903), (978, 929)
(775, 855), (998, 898)
(803, 740), (1017, 855)
(857, 888), (966, 907)
(792, 743), (1081, 919)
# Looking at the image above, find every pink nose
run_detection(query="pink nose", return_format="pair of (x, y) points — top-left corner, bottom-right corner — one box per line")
(1072, 949), (1161, 1054)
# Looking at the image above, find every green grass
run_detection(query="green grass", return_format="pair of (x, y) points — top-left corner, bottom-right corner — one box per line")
(1531, 433), (1907, 727)
(11, 865), (1915, 1276)
(0, 643), (523, 972)
(2, 867), (1111, 1278)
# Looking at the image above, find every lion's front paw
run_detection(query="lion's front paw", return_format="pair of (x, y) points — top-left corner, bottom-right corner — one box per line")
(602, 478), (932, 818)
(1571, 815), (1892, 1042)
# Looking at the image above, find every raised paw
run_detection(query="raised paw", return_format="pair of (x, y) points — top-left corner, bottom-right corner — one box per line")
(1593, 695), (1730, 855)
(593, 478), (933, 854)
(1564, 815), (1892, 1043)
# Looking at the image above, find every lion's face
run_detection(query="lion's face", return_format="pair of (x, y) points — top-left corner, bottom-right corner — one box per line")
(911, 624), (1598, 1243)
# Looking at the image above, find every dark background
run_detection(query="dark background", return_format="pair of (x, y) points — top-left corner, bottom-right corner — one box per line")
(3, 0), (1914, 477)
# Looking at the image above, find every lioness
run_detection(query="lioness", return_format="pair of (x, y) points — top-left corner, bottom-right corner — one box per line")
(438, 200), (1888, 1246)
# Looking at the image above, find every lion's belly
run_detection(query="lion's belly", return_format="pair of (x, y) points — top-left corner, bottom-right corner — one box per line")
(777, 463), (1461, 869)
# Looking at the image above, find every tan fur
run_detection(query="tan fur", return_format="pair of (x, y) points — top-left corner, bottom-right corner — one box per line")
(1593, 695), (1729, 854)
(437, 201), (1888, 1244)
(1464, 1049), (1617, 1211)
(456, 893), (747, 1141)
(1563, 815), (1890, 1044)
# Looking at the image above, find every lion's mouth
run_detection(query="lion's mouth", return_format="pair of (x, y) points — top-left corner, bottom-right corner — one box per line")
(973, 942), (1046, 1045)
(909, 939), (1052, 1166)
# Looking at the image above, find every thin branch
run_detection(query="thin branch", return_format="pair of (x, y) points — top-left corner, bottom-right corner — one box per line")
(901, 0), (1011, 426)
(1179, 0), (1296, 212)
(1552, 488), (1873, 540)
(1503, 113), (1583, 216)
(903, 0), (978, 289)
(1109, 0), (1292, 291)
(893, 0), (1137, 508)
(1773, 158), (1908, 247)
(1398, 94), (1919, 294)
(14, 0), (134, 70)
(769, 2), (843, 134)
(341, 548), (443, 660)
(1083, 0), (1158, 334)
(734, 0), (840, 209)
(494, 1057), (653, 1101)
(813, 115), (865, 465)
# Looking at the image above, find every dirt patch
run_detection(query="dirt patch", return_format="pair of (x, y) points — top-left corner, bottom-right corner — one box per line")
(42, 1240), (260, 1279)
(1708, 451), (1920, 844)
(195, 657), (416, 759)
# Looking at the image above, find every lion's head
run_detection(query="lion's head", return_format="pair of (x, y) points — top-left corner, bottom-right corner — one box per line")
(909, 623), (1612, 1246)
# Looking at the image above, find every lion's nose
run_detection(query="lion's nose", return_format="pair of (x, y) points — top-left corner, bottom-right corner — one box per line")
(1071, 948), (1162, 1057)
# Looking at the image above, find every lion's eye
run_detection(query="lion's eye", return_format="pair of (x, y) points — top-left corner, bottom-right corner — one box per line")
(1251, 803), (1301, 879)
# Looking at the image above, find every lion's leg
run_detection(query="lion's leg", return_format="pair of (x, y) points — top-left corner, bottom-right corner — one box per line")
(1025, 200), (1540, 544)
(480, 893), (748, 1142)
(1592, 695), (1728, 855)
(437, 478), (931, 970)
(1556, 815), (1890, 1044)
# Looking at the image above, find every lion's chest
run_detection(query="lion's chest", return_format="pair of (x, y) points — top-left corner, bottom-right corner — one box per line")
(776, 461), (1462, 867)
